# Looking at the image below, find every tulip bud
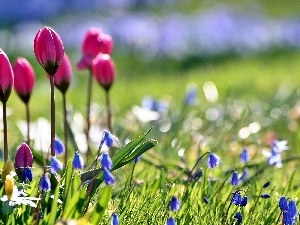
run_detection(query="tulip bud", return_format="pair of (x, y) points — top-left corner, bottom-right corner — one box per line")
(1, 158), (14, 181)
(51, 53), (72, 94)
(5, 175), (14, 200)
(14, 142), (33, 182)
(92, 54), (115, 91)
(77, 28), (113, 70)
(34, 26), (64, 75)
(12, 57), (35, 104)
(0, 49), (14, 103)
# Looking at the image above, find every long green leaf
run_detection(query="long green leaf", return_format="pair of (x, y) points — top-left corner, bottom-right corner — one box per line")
(89, 186), (111, 224)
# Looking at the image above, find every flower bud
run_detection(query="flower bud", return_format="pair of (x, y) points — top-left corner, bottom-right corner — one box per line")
(12, 57), (35, 103)
(34, 26), (64, 75)
(1, 158), (14, 181)
(51, 53), (72, 94)
(77, 28), (113, 70)
(14, 142), (33, 169)
(92, 54), (115, 91)
(39, 173), (51, 191)
(72, 152), (84, 169)
(5, 175), (14, 200)
(0, 49), (14, 102)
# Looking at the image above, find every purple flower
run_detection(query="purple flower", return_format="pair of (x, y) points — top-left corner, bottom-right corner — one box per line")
(279, 196), (288, 212)
(101, 152), (113, 170)
(166, 217), (176, 225)
(103, 168), (115, 185)
(231, 193), (242, 205)
(170, 196), (181, 212)
(72, 152), (84, 169)
(240, 147), (250, 163)
(111, 212), (119, 225)
(231, 170), (239, 186)
(54, 138), (65, 155)
(207, 153), (221, 169)
(39, 174), (51, 191)
(234, 212), (242, 225)
(241, 196), (248, 207)
(50, 156), (63, 174)
(99, 130), (119, 149)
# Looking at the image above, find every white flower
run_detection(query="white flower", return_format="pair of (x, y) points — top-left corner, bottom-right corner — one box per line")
(1, 186), (40, 207)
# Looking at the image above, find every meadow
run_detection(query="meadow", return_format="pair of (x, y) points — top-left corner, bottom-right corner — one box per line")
(1, 2), (300, 225)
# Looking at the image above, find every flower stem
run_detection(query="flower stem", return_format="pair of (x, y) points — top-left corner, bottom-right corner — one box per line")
(63, 93), (68, 166)
(105, 89), (112, 132)
(26, 102), (30, 146)
(85, 69), (93, 162)
(3, 101), (8, 161)
(50, 75), (55, 157)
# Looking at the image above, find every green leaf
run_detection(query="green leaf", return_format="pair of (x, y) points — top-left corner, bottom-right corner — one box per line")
(89, 186), (111, 224)
(46, 184), (60, 224)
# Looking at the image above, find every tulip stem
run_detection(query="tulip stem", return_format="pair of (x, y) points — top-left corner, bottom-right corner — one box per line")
(2, 101), (8, 161)
(85, 69), (93, 162)
(50, 75), (55, 157)
(105, 89), (112, 132)
(26, 102), (30, 146)
(63, 93), (68, 166)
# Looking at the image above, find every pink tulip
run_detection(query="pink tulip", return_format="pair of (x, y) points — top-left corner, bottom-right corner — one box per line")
(0, 49), (13, 103)
(77, 28), (113, 70)
(92, 54), (115, 91)
(52, 53), (72, 94)
(34, 26), (64, 75)
(14, 142), (33, 169)
(12, 57), (35, 103)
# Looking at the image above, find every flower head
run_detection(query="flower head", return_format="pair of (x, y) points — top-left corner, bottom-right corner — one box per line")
(2, 158), (14, 181)
(12, 57), (35, 104)
(231, 170), (239, 186)
(50, 156), (63, 174)
(240, 147), (250, 163)
(101, 152), (113, 170)
(77, 28), (113, 70)
(54, 138), (65, 155)
(14, 142), (33, 169)
(184, 83), (198, 106)
(52, 52), (72, 93)
(39, 174), (51, 191)
(5, 175), (14, 200)
(207, 153), (221, 169)
(111, 212), (119, 225)
(34, 26), (64, 75)
(99, 130), (119, 149)
(234, 212), (242, 225)
(260, 194), (270, 199)
(279, 196), (288, 212)
(92, 53), (116, 91)
(241, 196), (248, 207)
(103, 168), (115, 185)
(240, 168), (248, 182)
(231, 193), (242, 206)
(170, 196), (181, 212)
(0, 49), (14, 102)
(166, 217), (176, 225)
(72, 152), (84, 170)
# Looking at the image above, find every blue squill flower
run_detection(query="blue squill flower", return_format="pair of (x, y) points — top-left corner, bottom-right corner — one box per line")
(241, 196), (248, 207)
(240, 147), (250, 163)
(240, 168), (248, 182)
(72, 152), (84, 169)
(39, 174), (51, 191)
(24, 167), (32, 182)
(135, 155), (141, 163)
(170, 196), (181, 212)
(207, 153), (221, 169)
(103, 168), (115, 185)
(111, 212), (119, 225)
(234, 212), (242, 225)
(287, 200), (297, 220)
(262, 181), (270, 188)
(101, 152), (113, 170)
(232, 193), (242, 206)
(99, 130), (119, 149)
(54, 138), (65, 155)
(166, 217), (176, 225)
(231, 170), (239, 186)
(50, 156), (63, 174)
(279, 196), (288, 212)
